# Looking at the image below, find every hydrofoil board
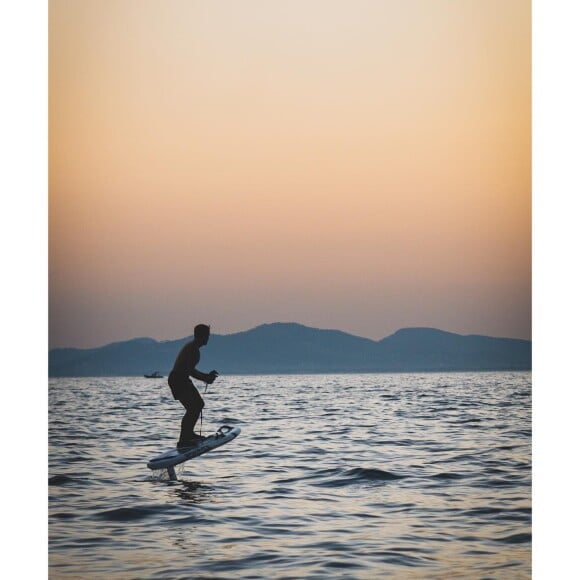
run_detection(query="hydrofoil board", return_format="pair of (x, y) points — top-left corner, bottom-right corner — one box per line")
(147, 425), (241, 480)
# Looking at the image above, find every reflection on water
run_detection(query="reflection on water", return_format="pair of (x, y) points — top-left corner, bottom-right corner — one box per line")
(170, 480), (216, 505)
(49, 372), (531, 578)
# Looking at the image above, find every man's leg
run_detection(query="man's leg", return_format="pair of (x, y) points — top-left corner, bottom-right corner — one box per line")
(178, 388), (205, 443)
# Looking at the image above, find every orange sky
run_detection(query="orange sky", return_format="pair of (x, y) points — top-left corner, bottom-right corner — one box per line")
(49, 0), (530, 348)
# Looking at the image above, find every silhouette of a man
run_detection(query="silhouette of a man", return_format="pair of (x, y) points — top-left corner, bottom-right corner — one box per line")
(168, 324), (218, 448)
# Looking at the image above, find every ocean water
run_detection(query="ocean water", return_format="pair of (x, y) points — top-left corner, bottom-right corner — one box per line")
(49, 372), (531, 579)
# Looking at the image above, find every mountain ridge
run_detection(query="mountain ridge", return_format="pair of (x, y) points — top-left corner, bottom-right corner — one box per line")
(49, 323), (531, 377)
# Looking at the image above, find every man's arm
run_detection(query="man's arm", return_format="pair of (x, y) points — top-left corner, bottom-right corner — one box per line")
(190, 368), (219, 384)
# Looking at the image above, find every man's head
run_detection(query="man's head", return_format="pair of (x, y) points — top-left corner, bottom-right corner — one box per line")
(194, 323), (211, 346)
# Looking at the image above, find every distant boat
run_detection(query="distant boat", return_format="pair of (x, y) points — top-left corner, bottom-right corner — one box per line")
(144, 371), (163, 378)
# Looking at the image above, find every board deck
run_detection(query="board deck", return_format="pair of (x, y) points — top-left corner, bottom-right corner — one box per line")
(147, 425), (241, 471)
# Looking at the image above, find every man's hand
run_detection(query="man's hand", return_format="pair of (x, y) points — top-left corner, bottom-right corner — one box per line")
(206, 370), (219, 384)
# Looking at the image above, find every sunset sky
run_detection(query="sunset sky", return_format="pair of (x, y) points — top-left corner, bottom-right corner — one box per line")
(49, 0), (530, 348)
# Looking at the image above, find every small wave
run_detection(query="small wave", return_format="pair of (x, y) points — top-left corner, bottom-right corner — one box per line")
(368, 550), (432, 567)
(51, 511), (77, 520)
(48, 474), (94, 487)
(462, 506), (503, 516)
(388, 438), (420, 447)
(480, 477), (522, 488)
(496, 532), (531, 544)
(431, 472), (464, 480)
(315, 467), (407, 487)
(60, 454), (92, 463)
(300, 446), (327, 455)
(461, 506), (531, 524)
(347, 467), (406, 481)
(94, 505), (169, 522)
(49, 474), (76, 486)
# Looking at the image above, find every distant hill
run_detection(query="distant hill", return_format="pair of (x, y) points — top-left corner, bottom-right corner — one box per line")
(48, 323), (531, 377)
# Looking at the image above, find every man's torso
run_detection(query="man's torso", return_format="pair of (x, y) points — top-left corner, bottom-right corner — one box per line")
(172, 340), (200, 376)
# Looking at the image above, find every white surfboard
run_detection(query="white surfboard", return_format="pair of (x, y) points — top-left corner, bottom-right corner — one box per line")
(147, 425), (241, 480)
